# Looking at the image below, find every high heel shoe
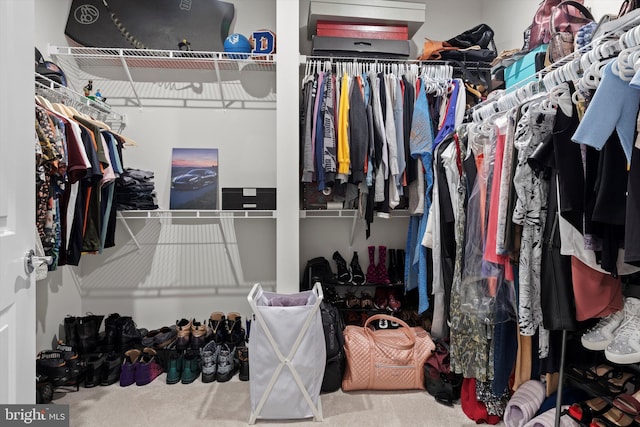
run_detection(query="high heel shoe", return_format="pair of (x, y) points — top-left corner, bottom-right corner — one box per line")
(333, 251), (352, 284)
(350, 251), (366, 285)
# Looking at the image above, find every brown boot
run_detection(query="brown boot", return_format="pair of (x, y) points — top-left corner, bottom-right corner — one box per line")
(175, 318), (192, 351)
(190, 320), (207, 349)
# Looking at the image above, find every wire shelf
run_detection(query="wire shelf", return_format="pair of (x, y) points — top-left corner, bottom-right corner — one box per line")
(48, 45), (276, 109)
(117, 209), (277, 219)
(35, 72), (127, 132)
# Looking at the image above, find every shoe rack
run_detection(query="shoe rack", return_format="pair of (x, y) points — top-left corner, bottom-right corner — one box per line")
(325, 245), (409, 327)
(330, 283), (406, 327)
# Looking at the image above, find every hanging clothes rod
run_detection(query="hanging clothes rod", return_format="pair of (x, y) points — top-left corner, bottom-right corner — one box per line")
(35, 72), (127, 132)
(469, 14), (640, 121)
(302, 55), (493, 87)
(301, 54), (493, 71)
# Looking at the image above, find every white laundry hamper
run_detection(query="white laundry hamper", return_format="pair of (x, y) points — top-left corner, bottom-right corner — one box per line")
(247, 282), (325, 424)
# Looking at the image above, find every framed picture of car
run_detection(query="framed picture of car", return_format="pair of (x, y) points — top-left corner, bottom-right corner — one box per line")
(169, 148), (219, 210)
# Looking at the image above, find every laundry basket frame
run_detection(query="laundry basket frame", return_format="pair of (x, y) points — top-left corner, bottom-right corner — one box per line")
(247, 282), (324, 424)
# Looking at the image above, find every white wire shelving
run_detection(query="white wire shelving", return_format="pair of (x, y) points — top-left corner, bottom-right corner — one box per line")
(48, 45), (277, 110)
(36, 72), (127, 132)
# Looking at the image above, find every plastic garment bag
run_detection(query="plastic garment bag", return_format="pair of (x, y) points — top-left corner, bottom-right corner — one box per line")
(460, 121), (517, 325)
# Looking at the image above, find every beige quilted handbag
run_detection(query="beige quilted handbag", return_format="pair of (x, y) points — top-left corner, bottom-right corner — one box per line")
(342, 314), (435, 391)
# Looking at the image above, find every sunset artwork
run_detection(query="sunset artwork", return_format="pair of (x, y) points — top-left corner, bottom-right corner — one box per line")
(169, 148), (219, 210)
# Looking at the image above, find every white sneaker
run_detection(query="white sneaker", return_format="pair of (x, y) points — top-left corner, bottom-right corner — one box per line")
(605, 297), (640, 364)
(581, 309), (624, 350)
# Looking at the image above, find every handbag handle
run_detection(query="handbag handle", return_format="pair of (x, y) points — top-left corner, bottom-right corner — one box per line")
(551, 0), (594, 30)
(364, 314), (416, 350)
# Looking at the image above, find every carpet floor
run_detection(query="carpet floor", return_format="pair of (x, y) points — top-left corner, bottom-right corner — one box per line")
(54, 374), (482, 427)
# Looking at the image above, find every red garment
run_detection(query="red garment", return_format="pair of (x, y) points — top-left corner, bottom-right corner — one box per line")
(461, 378), (502, 425)
(484, 127), (514, 283)
(571, 256), (624, 321)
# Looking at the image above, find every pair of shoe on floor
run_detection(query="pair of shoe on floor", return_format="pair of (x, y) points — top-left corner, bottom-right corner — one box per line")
(37, 341), (122, 389)
(165, 348), (202, 385)
(36, 342), (86, 391)
(503, 380), (579, 427)
(581, 297), (640, 364)
(83, 351), (121, 388)
(175, 312), (246, 351)
(199, 341), (249, 383)
(141, 325), (177, 349)
(175, 318), (208, 351)
(120, 348), (163, 386)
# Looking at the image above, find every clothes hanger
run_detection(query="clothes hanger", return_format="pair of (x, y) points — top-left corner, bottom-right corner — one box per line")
(35, 94), (56, 112)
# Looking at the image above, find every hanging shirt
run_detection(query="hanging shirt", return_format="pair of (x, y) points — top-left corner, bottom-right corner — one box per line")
(572, 61), (640, 164)
(409, 77), (436, 314)
(322, 72), (337, 186)
(393, 77), (406, 196)
(337, 73), (351, 177)
(301, 79), (316, 183)
(314, 73), (326, 190)
(483, 114), (514, 283)
(349, 75), (368, 184)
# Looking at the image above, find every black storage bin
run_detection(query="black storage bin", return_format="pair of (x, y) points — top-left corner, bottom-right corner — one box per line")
(221, 188), (276, 210)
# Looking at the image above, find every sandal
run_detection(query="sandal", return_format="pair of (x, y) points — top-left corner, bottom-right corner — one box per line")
(591, 407), (637, 427)
(566, 364), (632, 396)
(612, 388), (640, 418)
(345, 292), (361, 309)
(360, 293), (374, 309)
(567, 397), (611, 424)
(603, 371), (639, 396)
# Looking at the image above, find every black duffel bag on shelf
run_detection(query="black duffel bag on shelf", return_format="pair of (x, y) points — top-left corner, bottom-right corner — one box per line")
(418, 24), (497, 63)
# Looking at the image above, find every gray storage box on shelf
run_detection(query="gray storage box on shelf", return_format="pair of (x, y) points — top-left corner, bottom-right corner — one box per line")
(247, 282), (325, 424)
(312, 35), (410, 58)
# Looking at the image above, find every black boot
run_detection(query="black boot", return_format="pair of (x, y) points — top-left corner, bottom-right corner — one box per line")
(100, 352), (122, 386)
(64, 316), (79, 350)
(101, 313), (121, 352)
(332, 251), (352, 284)
(396, 249), (405, 284)
(77, 314), (104, 355)
(237, 346), (249, 381)
(387, 249), (399, 284)
(208, 312), (228, 344)
(83, 353), (106, 388)
(226, 312), (245, 348)
(116, 316), (141, 353)
(350, 252), (365, 285)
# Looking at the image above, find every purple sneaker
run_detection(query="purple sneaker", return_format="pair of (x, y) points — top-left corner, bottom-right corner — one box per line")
(119, 349), (141, 387)
(135, 348), (163, 386)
